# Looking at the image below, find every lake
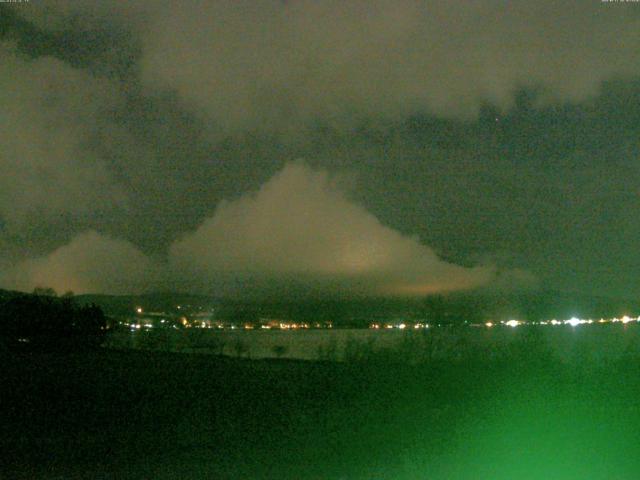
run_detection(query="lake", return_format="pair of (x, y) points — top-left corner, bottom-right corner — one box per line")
(104, 322), (640, 363)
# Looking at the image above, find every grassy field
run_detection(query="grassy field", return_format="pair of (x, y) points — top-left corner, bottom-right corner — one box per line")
(2, 344), (640, 479)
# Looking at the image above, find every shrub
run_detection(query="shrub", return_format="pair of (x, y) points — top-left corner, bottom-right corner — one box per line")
(272, 344), (288, 359)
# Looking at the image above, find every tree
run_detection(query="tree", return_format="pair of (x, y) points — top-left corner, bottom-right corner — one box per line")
(32, 287), (57, 297)
(0, 294), (106, 352)
(272, 344), (288, 359)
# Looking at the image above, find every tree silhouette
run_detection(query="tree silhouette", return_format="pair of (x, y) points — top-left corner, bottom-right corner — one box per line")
(32, 287), (57, 297)
(0, 293), (106, 352)
(272, 344), (288, 359)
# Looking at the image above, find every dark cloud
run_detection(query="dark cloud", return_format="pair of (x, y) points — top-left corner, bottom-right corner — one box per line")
(17, 1), (640, 131)
(137, 0), (640, 132)
(0, 42), (127, 231)
(1, 1), (640, 297)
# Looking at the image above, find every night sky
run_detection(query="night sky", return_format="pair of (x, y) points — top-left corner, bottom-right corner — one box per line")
(1, 1), (639, 298)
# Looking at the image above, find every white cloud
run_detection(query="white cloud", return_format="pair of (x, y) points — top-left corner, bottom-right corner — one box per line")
(0, 163), (510, 297)
(169, 162), (494, 296)
(0, 230), (158, 295)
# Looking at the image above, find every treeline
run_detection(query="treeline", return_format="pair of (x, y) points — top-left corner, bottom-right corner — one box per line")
(0, 289), (107, 352)
(26, 287), (639, 328)
(215, 290), (640, 326)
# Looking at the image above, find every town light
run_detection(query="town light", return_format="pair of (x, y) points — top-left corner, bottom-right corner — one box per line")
(565, 317), (581, 327)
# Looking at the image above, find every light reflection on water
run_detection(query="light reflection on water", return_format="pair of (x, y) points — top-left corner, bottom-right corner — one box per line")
(104, 323), (640, 363)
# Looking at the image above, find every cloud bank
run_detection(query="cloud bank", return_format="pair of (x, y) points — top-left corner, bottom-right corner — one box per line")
(18, 1), (640, 133)
(4, 1), (638, 297)
(170, 162), (494, 296)
(1, 163), (494, 296)
(73, 0), (640, 132)
(0, 231), (160, 295)
(0, 43), (126, 230)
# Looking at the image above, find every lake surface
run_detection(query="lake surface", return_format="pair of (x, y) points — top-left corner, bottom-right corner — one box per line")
(104, 322), (640, 363)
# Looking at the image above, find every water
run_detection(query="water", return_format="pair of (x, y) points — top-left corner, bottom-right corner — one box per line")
(104, 322), (640, 363)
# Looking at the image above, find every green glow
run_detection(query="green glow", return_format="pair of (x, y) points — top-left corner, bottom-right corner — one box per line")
(401, 376), (640, 479)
